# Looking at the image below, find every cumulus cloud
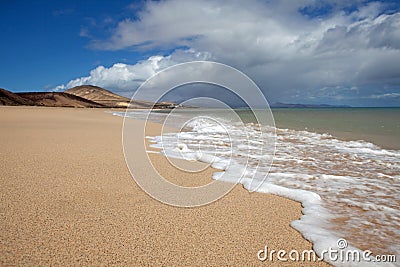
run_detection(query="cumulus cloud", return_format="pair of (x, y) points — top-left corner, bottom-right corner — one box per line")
(53, 49), (212, 95)
(368, 93), (400, 99)
(55, 0), (400, 106)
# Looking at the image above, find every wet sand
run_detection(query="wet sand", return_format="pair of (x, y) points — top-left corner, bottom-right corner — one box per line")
(0, 106), (329, 266)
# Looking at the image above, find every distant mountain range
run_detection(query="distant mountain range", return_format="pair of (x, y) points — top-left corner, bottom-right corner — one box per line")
(270, 102), (351, 108)
(0, 85), (180, 109)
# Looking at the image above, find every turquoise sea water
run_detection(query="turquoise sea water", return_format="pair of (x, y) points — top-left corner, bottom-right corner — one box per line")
(234, 108), (400, 150)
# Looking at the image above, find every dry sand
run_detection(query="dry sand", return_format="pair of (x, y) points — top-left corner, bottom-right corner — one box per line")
(0, 106), (330, 266)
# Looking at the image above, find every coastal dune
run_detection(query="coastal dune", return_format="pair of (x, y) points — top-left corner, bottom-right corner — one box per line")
(0, 107), (329, 266)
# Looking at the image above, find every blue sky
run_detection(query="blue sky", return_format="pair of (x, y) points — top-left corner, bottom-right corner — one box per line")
(0, 0), (147, 91)
(1, 0), (399, 106)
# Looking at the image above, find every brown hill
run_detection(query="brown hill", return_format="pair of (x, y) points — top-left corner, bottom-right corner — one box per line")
(0, 88), (35, 106)
(65, 85), (155, 108)
(16, 92), (105, 108)
(0, 86), (180, 109)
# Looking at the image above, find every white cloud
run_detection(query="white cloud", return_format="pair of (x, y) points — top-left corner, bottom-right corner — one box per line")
(55, 0), (400, 105)
(53, 49), (212, 95)
(368, 93), (400, 99)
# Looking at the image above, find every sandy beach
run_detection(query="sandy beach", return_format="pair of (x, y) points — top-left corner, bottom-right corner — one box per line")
(0, 106), (329, 266)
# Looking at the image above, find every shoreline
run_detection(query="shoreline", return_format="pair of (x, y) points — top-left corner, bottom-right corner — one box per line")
(128, 107), (399, 262)
(0, 106), (329, 266)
